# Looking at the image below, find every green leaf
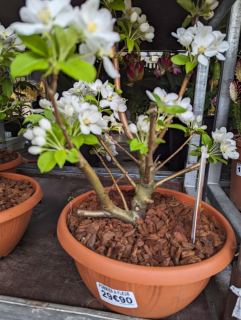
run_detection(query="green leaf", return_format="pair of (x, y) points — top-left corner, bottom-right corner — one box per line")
(11, 52), (49, 78)
(20, 35), (48, 57)
(0, 113), (6, 120)
(202, 133), (212, 148)
(54, 26), (78, 61)
(2, 79), (13, 98)
(109, 0), (125, 10)
(38, 151), (56, 173)
(165, 105), (187, 114)
(84, 134), (99, 145)
(182, 15), (193, 28)
(67, 149), (79, 163)
(185, 60), (198, 73)
(168, 123), (188, 133)
(177, 0), (196, 13)
(190, 149), (201, 157)
(54, 150), (67, 168)
(126, 38), (135, 53)
(23, 114), (43, 125)
(171, 54), (189, 66)
(72, 135), (85, 148)
(129, 139), (148, 154)
(58, 57), (96, 82)
(44, 109), (55, 121)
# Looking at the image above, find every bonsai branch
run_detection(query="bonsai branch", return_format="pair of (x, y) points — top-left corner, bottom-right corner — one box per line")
(144, 105), (158, 184)
(156, 135), (193, 171)
(95, 150), (129, 211)
(99, 137), (136, 188)
(45, 75), (127, 216)
(155, 163), (201, 188)
(113, 50), (133, 140)
(77, 210), (112, 218)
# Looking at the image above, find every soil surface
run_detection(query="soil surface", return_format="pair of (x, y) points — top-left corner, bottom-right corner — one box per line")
(68, 190), (226, 267)
(0, 177), (34, 211)
(0, 149), (18, 164)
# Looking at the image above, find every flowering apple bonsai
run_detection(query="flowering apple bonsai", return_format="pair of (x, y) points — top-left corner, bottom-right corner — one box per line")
(9, 0), (239, 225)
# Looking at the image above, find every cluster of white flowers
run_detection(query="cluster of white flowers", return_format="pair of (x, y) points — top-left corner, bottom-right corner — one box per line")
(10, 0), (120, 78)
(212, 127), (239, 160)
(184, 115), (207, 130)
(0, 24), (24, 54)
(76, 0), (120, 78)
(146, 87), (194, 123)
(23, 118), (52, 155)
(172, 22), (229, 66)
(39, 79), (126, 136)
(124, 0), (155, 42)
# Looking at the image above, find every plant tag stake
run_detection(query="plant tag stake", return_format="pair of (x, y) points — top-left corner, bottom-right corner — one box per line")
(96, 282), (138, 308)
(191, 146), (208, 244)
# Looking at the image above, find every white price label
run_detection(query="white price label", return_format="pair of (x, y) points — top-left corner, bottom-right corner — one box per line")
(96, 282), (138, 308)
(236, 163), (241, 176)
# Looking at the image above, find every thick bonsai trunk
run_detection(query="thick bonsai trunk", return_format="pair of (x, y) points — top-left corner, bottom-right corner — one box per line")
(131, 183), (155, 218)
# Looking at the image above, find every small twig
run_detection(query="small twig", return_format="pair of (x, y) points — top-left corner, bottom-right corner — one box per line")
(111, 137), (140, 165)
(99, 137), (136, 188)
(95, 150), (129, 211)
(112, 48), (133, 140)
(155, 163), (200, 188)
(156, 135), (193, 171)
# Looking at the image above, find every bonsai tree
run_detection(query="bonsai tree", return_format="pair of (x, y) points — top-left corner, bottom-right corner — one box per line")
(9, 0), (238, 225)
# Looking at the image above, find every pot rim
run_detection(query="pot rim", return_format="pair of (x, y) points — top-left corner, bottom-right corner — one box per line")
(0, 152), (22, 172)
(57, 186), (236, 286)
(0, 172), (43, 223)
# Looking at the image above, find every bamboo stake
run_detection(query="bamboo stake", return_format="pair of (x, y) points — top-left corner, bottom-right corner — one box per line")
(191, 146), (208, 243)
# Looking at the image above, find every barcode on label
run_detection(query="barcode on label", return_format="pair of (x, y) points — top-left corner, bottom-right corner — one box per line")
(236, 163), (241, 177)
(96, 282), (138, 308)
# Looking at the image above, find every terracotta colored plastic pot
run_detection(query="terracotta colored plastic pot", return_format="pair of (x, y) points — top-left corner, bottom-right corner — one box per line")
(0, 152), (22, 172)
(230, 137), (241, 209)
(0, 172), (42, 257)
(57, 186), (236, 318)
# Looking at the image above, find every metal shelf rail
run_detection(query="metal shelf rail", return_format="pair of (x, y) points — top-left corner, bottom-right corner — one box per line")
(184, 0), (241, 239)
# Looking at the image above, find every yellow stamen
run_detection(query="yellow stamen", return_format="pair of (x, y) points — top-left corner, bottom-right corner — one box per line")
(37, 7), (52, 24)
(87, 22), (97, 33)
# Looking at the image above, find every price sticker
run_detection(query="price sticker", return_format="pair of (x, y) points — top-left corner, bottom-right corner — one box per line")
(236, 163), (241, 177)
(96, 282), (138, 308)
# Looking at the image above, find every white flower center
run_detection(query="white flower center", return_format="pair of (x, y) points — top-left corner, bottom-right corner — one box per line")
(84, 118), (92, 125)
(37, 7), (52, 24)
(198, 46), (206, 54)
(87, 22), (97, 33)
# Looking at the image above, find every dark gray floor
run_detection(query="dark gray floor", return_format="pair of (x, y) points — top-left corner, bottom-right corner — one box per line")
(0, 172), (221, 319)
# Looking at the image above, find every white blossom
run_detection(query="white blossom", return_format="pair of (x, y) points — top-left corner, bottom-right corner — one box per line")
(212, 127), (234, 144)
(11, 0), (75, 35)
(33, 126), (46, 137)
(128, 123), (137, 135)
(39, 98), (52, 109)
(176, 97), (194, 123)
(137, 115), (150, 133)
(75, 0), (119, 68)
(23, 128), (34, 140)
(39, 118), (51, 131)
(28, 146), (42, 155)
(146, 87), (178, 106)
(100, 84), (127, 113)
(78, 103), (107, 135)
(104, 134), (118, 161)
(32, 136), (46, 146)
(220, 140), (239, 160)
(171, 27), (195, 47)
